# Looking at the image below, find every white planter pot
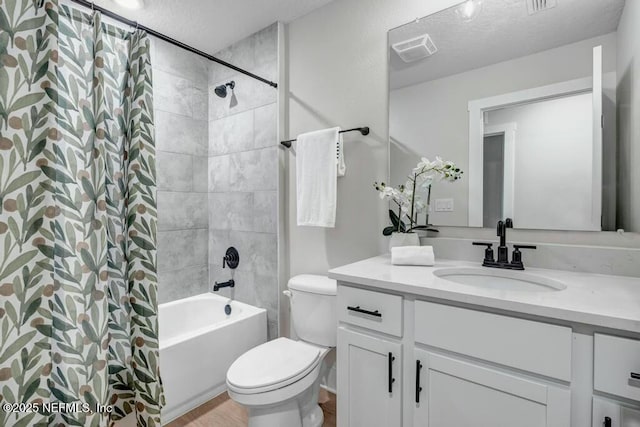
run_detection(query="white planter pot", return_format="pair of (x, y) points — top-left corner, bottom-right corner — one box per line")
(388, 232), (420, 251)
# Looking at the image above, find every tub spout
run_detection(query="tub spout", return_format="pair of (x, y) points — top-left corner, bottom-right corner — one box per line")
(213, 279), (235, 292)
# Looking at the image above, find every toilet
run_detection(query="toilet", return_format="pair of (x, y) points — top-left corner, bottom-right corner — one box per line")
(226, 274), (337, 427)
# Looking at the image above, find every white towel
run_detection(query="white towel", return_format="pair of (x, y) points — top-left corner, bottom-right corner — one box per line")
(391, 246), (435, 266)
(296, 127), (339, 227)
(337, 133), (346, 177)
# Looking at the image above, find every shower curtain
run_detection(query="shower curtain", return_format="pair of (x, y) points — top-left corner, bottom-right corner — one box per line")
(0, 1), (163, 426)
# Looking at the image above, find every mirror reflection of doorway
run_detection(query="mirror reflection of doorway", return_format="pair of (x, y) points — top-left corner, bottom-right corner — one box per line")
(483, 133), (505, 227)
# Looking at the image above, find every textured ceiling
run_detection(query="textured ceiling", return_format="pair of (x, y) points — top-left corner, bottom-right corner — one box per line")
(91, 0), (335, 55)
(389, 0), (626, 89)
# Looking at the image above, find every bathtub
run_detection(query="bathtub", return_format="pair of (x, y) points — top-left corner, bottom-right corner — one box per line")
(159, 293), (267, 424)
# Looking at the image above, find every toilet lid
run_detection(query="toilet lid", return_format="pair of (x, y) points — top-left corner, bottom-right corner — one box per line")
(227, 338), (321, 393)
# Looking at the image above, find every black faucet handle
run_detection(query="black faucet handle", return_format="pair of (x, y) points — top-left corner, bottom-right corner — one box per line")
(472, 242), (495, 264)
(505, 218), (513, 228)
(514, 244), (536, 250)
(511, 244), (536, 269)
(472, 242), (493, 247)
(222, 247), (239, 269)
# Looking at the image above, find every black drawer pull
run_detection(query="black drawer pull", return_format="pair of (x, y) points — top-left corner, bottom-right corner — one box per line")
(631, 372), (640, 380)
(388, 352), (395, 393)
(347, 305), (382, 318)
(604, 416), (611, 427)
(416, 360), (423, 403)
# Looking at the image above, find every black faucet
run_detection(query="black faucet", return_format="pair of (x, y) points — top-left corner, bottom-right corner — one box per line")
(213, 279), (235, 292)
(472, 218), (537, 270)
(496, 218), (513, 264)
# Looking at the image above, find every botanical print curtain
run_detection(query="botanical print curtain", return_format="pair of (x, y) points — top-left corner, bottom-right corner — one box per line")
(0, 1), (163, 426)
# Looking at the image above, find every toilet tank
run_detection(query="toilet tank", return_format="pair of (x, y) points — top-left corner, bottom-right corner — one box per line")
(287, 275), (337, 347)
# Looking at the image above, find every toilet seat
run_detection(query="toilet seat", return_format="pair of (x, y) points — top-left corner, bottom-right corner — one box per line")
(227, 338), (323, 395)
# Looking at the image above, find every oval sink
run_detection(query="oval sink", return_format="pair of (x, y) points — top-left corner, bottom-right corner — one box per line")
(434, 267), (566, 292)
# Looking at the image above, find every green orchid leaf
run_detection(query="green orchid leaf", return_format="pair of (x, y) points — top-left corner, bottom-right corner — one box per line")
(383, 226), (395, 236)
(388, 209), (400, 227)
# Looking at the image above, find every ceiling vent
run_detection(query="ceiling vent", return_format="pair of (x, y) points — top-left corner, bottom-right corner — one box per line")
(526, 0), (558, 15)
(392, 34), (438, 63)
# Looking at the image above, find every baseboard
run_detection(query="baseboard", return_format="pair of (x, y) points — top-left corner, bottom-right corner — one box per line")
(321, 384), (336, 395)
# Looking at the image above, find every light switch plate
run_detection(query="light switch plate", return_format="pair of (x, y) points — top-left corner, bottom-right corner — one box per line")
(434, 198), (454, 212)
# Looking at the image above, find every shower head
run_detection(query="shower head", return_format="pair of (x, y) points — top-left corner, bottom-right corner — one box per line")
(214, 81), (235, 98)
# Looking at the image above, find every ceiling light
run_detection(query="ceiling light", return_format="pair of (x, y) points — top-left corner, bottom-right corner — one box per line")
(455, 0), (483, 22)
(113, 0), (145, 10)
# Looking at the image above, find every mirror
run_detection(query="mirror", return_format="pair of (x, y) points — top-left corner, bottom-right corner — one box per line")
(389, 0), (638, 232)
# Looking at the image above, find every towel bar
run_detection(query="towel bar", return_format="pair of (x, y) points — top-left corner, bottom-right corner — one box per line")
(280, 127), (369, 148)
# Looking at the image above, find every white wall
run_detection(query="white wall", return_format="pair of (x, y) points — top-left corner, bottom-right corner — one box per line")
(616, 0), (640, 232)
(487, 94), (595, 231)
(285, 0), (467, 278)
(389, 33), (617, 227)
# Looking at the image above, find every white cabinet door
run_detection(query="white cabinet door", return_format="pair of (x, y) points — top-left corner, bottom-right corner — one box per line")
(337, 327), (402, 427)
(413, 349), (571, 427)
(593, 397), (640, 427)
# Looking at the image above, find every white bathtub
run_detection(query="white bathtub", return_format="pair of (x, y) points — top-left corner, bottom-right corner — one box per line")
(159, 293), (267, 424)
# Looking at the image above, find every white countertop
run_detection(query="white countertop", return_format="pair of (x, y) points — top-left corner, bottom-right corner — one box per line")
(328, 256), (640, 333)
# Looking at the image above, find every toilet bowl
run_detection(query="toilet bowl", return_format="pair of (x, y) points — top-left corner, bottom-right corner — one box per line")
(226, 275), (337, 427)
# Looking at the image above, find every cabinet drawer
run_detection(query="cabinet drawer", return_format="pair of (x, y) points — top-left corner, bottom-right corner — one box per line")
(414, 300), (572, 381)
(594, 334), (640, 402)
(337, 285), (402, 337)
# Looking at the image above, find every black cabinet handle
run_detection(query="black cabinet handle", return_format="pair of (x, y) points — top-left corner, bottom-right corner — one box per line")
(388, 352), (396, 393)
(415, 360), (423, 403)
(347, 305), (382, 318)
(631, 372), (640, 380)
(604, 416), (611, 427)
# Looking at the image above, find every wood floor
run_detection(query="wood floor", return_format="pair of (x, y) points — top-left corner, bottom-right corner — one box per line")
(166, 390), (336, 427)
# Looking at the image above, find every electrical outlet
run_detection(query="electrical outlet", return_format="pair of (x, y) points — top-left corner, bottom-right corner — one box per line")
(434, 198), (454, 212)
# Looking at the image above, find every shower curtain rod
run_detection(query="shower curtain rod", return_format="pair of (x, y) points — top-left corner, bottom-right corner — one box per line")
(65, 0), (278, 89)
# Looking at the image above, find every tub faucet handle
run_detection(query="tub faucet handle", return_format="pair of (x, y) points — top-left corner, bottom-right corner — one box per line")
(223, 247), (239, 269)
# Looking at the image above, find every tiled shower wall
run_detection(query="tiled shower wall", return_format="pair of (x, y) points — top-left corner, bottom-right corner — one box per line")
(208, 24), (280, 339)
(153, 38), (211, 304)
(152, 25), (279, 337)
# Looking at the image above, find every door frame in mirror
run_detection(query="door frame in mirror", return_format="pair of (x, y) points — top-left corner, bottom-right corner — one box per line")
(467, 76), (596, 228)
(483, 123), (517, 223)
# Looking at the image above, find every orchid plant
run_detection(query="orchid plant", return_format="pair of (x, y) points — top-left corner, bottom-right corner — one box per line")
(374, 157), (463, 236)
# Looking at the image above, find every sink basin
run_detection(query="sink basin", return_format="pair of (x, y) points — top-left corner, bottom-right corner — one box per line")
(434, 267), (566, 292)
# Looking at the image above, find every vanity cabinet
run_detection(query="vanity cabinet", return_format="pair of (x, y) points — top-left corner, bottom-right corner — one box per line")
(335, 283), (640, 427)
(337, 327), (402, 427)
(414, 350), (570, 427)
(413, 301), (571, 427)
